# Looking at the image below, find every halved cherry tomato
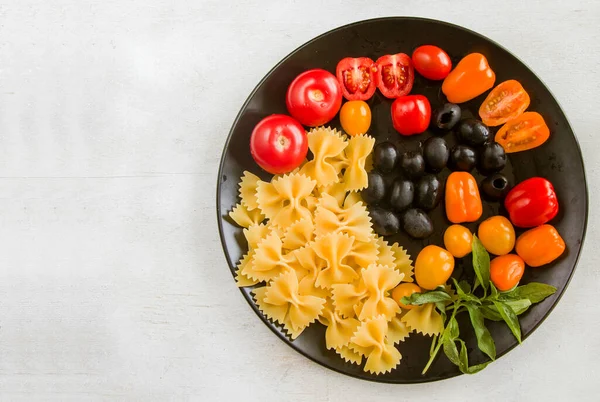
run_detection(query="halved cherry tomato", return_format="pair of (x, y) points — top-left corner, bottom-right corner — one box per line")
(250, 114), (308, 174)
(495, 112), (550, 153)
(286, 69), (342, 127)
(443, 225), (473, 258)
(490, 254), (525, 291)
(336, 57), (377, 101)
(478, 216), (515, 256)
(392, 283), (422, 310)
(375, 53), (414, 98)
(415, 245), (455, 290)
(340, 100), (371, 136)
(479, 80), (530, 126)
(412, 45), (452, 80)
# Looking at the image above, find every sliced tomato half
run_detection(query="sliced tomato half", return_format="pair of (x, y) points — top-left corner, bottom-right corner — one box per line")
(375, 53), (414, 98)
(495, 112), (550, 153)
(336, 57), (377, 101)
(479, 80), (530, 126)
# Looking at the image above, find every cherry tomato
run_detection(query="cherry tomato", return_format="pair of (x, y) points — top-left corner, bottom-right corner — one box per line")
(412, 45), (452, 80)
(495, 112), (550, 153)
(391, 95), (431, 136)
(286, 69), (342, 127)
(339, 100), (371, 136)
(478, 216), (515, 256)
(415, 245), (455, 290)
(443, 225), (473, 258)
(250, 114), (308, 174)
(375, 53), (414, 98)
(336, 57), (377, 101)
(392, 283), (422, 310)
(479, 80), (530, 126)
(490, 254), (525, 291)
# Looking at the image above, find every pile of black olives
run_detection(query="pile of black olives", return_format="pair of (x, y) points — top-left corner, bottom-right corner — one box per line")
(362, 103), (512, 239)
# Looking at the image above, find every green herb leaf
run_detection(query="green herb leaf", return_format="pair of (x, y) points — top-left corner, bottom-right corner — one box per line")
(401, 290), (452, 306)
(452, 278), (481, 304)
(493, 300), (522, 343)
(499, 282), (558, 304)
(443, 337), (460, 367)
(472, 236), (490, 292)
(480, 306), (503, 321)
(446, 315), (460, 340)
(458, 339), (469, 373)
(458, 280), (471, 294)
(464, 361), (491, 374)
(504, 299), (532, 315)
(489, 281), (499, 299)
(473, 276), (481, 292)
(466, 304), (496, 360)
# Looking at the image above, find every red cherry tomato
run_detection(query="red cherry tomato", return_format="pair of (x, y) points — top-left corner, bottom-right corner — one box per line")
(250, 114), (308, 174)
(391, 95), (431, 136)
(286, 69), (342, 127)
(375, 53), (414, 98)
(336, 57), (377, 101)
(412, 45), (452, 80)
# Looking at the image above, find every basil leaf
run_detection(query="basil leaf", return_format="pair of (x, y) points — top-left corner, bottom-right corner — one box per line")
(493, 300), (522, 343)
(471, 236), (490, 292)
(499, 282), (557, 304)
(489, 281), (499, 299)
(443, 338), (460, 367)
(504, 299), (532, 315)
(458, 280), (471, 294)
(458, 339), (469, 373)
(473, 276), (481, 292)
(401, 290), (451, 306)
(445, 315), (460, 340)
(464, 361), (491, 374)
(480, 306), (503, 321)
(452, 278), (481, 304)
(466, 304), (496, 360)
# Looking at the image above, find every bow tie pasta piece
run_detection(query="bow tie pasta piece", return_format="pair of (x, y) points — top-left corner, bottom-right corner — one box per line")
(314, 194), (373, 242)
(312, 233), (359, 288)
(245, 232), (300, 282)
(359, 264), (403, 321)
(375, 236), (396, 268)
(253, 286), (303, 339)
(256, 173), (316, 228)
(401, 303), (444, 336)
(229, 203), (266, 228)
(391, 243), (414, 283)
(243, 223), (270, 250)
(239, 171), (261, 211)
(317, 182), (348, 207)
(319, 300), (361, 350)
(350, 315), (402, 374)
(293, 245), (330, 299)
(341, 134), (375, 192)
(343, 191), (363, 208)
(347, 236), (379, 269)
(387, 315), (411, 344)
(331, 280), (367, 318)
(282, 218), (314, 251)
(265, 270), (327, 333)
(300, 127), (347, 187)
(234, 252), (259, 287)
(335, 344), (363, 365)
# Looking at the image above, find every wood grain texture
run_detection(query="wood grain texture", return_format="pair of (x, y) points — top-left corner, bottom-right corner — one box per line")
(0, 0), (598, 400)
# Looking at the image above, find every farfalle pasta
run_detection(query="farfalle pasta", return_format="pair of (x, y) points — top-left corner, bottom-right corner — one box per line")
(300, 127), (347, 187)
(350, 315), (402, 374)
(256, 173), (316, 228)
(340, 134), (375, 191)
(401, 302), (444, 336)
(314, 194), (373, 242)
(239, 171), (261, 211)
(229, 203), (265, 228)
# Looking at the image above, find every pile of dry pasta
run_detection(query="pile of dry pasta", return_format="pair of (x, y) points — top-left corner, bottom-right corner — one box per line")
(228, 127), (443, 374)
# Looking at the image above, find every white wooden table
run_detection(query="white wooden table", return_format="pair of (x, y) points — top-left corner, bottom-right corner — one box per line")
(1, 1), (598, 400)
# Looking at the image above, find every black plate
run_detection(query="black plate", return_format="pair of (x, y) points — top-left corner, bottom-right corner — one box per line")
(216, 17), (588, 383)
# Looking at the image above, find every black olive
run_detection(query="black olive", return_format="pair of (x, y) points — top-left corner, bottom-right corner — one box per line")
(399, 151), (425, 179)
(415, 174), (443, 211)
(450, 145), (477, 172)
(369, 208), (400, 237)
(423, 136), (450, 172)
(481, 173), (511, 200)
(456, 118), (490, 146)
(432, 103), (461, 130)
(479, 141), (507, 174)
(389, 178), (414, 211)
(373, 142), (399, 173)
(402, 208), (434, 239)
(361, 172), (387, 205)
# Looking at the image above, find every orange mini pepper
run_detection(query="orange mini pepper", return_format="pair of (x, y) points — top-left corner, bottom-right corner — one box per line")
(516, 224), (565, 267)
(445, 172), (483, 223)
(442, 53), (496, 103)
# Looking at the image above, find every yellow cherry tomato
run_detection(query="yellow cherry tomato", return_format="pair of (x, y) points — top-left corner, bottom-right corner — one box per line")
(478, 215), (515, 256)
(391, 283), (422, 310)
(340, 100), (371, 136)
(415, 245), (455, 290)
(443, 224), (473, 258)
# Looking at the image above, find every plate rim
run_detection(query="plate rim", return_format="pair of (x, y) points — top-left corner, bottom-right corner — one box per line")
(215, 16), (589, 383)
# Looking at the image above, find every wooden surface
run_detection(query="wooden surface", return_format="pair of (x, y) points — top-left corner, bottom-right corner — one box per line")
(0, 0), (598, 400)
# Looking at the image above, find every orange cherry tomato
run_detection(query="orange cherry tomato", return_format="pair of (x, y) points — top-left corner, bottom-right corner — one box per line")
(444, 225), (473, 258)
(415, 245), (455, 290)
(340, 100), (372, 136)
(495, 112), (550, 153)
(516, 224), (566, 267)
(490, 254), (525, 291)
(392, 283), (422, 310)
(478, 216), (515, 256)
(445, 172), (483, 223)
(442, 53), (496, 103)
(479, 80), (530, 126)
